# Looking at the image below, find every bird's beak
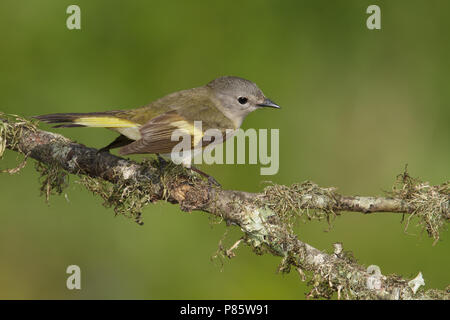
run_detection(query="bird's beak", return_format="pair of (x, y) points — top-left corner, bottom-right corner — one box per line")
(257, 98), (281, 109)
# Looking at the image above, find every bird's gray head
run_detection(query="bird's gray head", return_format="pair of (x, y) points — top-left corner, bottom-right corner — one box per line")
(207, 76), (280, 127)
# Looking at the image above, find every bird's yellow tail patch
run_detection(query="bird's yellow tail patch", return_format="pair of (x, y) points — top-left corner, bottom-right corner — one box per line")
(74, 117), (138, 128)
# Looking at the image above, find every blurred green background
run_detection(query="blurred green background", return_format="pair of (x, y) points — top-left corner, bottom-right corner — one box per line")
(0, 0), (448, 299)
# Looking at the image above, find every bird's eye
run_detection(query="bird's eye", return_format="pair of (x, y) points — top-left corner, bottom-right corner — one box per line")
(238, 97), (248, 105)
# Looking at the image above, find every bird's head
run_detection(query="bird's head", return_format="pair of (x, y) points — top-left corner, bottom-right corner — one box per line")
(207, 76), (280, 126)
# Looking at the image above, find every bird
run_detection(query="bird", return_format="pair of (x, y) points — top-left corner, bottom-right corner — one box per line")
(34, 76), (280, 183)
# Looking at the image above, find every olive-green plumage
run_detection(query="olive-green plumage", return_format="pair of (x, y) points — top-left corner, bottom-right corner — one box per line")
(34, 76), (280, 164)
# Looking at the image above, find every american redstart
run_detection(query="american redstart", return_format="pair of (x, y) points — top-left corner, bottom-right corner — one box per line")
(34, 76), (280, 182)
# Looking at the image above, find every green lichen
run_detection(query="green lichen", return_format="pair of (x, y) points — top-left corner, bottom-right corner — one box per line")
(0, 113), (37, 154)
(35, 161), (69, 202)
(423, 287), (450, 300)
(258, 181), (339, 232)
(78, 159), (161, 225)
(154, 158), (202, 199)
(78, 158), (203, 225)
(0, 118), (7, 158)
(387, 167), (449, 244)
(0, 113), (37, 173)
(79, 175), (149, 225)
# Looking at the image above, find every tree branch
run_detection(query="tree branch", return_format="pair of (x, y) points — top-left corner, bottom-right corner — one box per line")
(1, 114), (448, 300)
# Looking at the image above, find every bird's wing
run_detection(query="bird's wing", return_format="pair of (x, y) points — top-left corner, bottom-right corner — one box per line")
(118, 90), (235, 155)
(119, 110), (203, 155)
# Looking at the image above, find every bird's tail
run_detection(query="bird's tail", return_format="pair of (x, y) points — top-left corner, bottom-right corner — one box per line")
(33, 111), (137, 128)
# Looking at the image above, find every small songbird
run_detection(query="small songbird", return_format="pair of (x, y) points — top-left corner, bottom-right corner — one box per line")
(34, 76), (280, 181)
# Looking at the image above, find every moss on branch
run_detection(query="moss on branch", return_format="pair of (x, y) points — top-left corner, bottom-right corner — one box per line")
(1, 112), (448, 300)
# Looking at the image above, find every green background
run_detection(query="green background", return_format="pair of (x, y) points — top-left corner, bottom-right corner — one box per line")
(0, 0), (448, 299)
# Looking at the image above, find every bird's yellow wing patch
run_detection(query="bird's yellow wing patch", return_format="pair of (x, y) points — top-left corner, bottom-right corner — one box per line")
(75, 117), (138, 128)
(118, 111), (207, 155)
(171, 120), (204, 146)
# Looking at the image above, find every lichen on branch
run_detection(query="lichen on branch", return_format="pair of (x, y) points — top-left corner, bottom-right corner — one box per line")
(388, 169), (449, 244)
(1, 112), (448, 300)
